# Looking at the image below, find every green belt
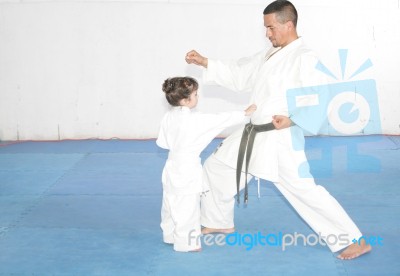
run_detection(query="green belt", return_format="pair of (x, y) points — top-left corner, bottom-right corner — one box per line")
(236, 122), (275, 204)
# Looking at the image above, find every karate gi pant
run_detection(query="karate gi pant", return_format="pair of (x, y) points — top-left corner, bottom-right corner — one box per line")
(201, 131), (363, 253)
(161, 191), (202, 252)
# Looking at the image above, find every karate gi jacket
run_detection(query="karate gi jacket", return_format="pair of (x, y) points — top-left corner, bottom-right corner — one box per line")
(203, 37), (326, 182)
(157, 106), (247, 195)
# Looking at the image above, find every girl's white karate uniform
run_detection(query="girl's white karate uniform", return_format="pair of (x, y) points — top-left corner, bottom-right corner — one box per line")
(156, 106), (247, 252)
(200, 37), (363, 252)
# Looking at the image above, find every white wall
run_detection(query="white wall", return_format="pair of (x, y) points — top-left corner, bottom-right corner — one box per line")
(0, 0), (399, 140)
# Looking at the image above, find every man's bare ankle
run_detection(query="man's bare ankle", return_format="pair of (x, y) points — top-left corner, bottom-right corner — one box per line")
(337, 241), (372, 260)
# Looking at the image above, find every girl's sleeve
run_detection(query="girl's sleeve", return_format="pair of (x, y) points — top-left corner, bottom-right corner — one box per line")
(194, 111), (247, 141)
(156, 116), (169, 149)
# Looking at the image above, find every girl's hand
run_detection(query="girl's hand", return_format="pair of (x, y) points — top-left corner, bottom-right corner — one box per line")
(245, 104), (257, 116)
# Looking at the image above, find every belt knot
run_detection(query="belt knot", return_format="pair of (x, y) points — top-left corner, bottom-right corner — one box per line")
(236, 121), (275, 204)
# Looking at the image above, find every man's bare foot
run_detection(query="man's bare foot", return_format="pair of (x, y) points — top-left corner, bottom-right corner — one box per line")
(201, 227), (235, 234)
(337, 239), (372, 260)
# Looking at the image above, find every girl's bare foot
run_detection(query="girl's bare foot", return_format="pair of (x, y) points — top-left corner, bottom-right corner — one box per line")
(201, 227), (235, 234)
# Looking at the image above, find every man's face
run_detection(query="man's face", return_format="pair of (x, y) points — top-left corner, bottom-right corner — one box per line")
(263, 13), (290, 48)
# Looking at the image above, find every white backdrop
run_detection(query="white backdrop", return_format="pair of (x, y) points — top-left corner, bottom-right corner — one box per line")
(0, 0), (399, 140)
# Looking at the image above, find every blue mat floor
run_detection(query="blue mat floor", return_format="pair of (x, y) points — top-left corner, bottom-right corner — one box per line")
(0, 136), (399, 275)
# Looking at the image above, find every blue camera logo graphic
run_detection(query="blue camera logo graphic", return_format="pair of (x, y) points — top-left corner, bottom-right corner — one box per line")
(286, 49), (382, 178)
(287, 79), (381, 140)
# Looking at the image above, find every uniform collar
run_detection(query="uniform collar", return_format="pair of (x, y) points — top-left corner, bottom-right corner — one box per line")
(173, 106), (191, 112)
(265, 37), (304, 61)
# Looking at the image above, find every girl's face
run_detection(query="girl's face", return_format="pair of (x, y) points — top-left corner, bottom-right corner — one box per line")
(182, 90), (198, 109)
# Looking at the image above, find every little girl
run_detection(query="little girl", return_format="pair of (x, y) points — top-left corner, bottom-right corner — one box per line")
(156, 76), (256, 252)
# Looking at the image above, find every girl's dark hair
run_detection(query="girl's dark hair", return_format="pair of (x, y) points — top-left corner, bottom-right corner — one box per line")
(263, 0), (298, 27)
(162, 77), (198, 106)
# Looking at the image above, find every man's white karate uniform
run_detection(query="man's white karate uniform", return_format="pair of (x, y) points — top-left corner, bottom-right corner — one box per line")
(201, 37), (362, 252)
(156, 106), (247, 252)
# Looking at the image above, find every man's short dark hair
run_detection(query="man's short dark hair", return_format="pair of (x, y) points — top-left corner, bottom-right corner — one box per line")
(263, 0), (298, 27)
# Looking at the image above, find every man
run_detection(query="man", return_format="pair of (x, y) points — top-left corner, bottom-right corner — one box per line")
(185, 0), (371, 260)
